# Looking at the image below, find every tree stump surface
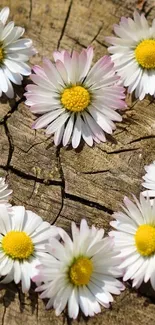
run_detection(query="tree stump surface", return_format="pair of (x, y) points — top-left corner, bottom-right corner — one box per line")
(0, 0), (155, 324)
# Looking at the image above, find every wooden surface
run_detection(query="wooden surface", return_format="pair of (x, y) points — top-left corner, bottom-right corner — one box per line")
(0, 0), (155, 324)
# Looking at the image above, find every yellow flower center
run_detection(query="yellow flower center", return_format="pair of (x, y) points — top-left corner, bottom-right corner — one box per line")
(61, 86), (90, 112)
(135, 39), (155, 69)
(135, 224), (155, 256)
(69, 257), (93, 286)
(2, 231), (34, 260)
(0, 47), (4, 65)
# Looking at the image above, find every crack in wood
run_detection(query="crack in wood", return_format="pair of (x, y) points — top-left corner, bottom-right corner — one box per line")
(0, 165), (63, 186)
(0, 97), (24, 125)
(0, 96), (27, 172)
(91, 25), (103, 43)
(51, 147), (65, 224)
(15, 137), (51, 154)
(3, 122), (14, 169)
(29, 0), (33, 21)
(129, 135), (155, 144)
(65, 192), (114, 214)
(81, 169), (110, 175)
(96, 39), (108, 48)
(66, 35), (87, 48)
(98, 147), (140, 155)
(57, 0), (73, 49)
(1, 304), (6, 325)
(145, 5), (155, 18)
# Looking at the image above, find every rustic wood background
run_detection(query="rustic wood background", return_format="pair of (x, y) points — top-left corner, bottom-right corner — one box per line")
(0, 0), (155, 324)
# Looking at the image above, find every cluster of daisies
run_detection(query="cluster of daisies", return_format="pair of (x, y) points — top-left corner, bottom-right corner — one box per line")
(1, 5), (155, 319)
(0, 163), (155, 318)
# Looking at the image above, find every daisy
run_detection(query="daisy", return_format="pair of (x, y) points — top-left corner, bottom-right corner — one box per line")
(0, 205), (58, 293)
(0, 6), (36, 98)
(33, 219), (124, 319)
(142, 161), (155, 199)
(0, 177), (12, 204)
(110, 194), (155, 289)
(106, 11), (155, 100)
(25, 47), (126, 148)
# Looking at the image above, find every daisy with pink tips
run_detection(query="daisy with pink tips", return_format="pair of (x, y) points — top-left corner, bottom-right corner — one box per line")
(0, 6), (36, 98)
(106, 11), (155, 100)
(25, 47), (126, 148)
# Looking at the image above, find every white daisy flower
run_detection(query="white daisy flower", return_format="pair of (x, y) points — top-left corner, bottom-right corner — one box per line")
(106, 11), (155, 100)
(0, 177), (12, 205)
(142, 161), (155, 199)
(25, 47), (126, 148)
(110, 194), (155, 289)
(33, 219), (124, 319)
(0, 6), (36, 98)
(0, 205), (58, 293)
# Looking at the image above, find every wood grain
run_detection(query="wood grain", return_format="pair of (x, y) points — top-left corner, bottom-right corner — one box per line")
(0, 0), (155, 324)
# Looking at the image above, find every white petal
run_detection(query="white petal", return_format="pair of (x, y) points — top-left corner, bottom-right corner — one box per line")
(0, 68), (8, 92)
(12, 206), (25, 231)
(68, 287), (79, 319)
(46, 238), (66, 260)
(0, 7), (10, 25)
(23, 210), (42, 235)
(1, 271), (14, 284)
(0, 205), (12, 233)
(13, 260), (21, 284)
(3, 74), (14, 98)
(46, 111), (70, 135)
(81, 119), (93, 146)
(54, 285), (72, 316)
(7, 38), (32, 51)
(62, 113), (74, 146)
(72, 114), (82, 148)
(88, 281), (109, 305)
(33, 109), (64, 129)
(4, 26), (24, 46)
(54, 124), (65, 146)
(43, 58), (63, 88)
(144, 256), (155, 283)
(55, 60), (68, 84)
(21, 262), (31, 293)
(3, 66), (22, 84)
(2, 21), (14, 40)
(83, 111), (106, 142)
(1, 258), (13, 276)
(4, 59), (31, 75)
(88, 107), (114, 134)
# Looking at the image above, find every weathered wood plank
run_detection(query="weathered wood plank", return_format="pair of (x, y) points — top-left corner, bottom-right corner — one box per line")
(0, 0), (155, 324)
